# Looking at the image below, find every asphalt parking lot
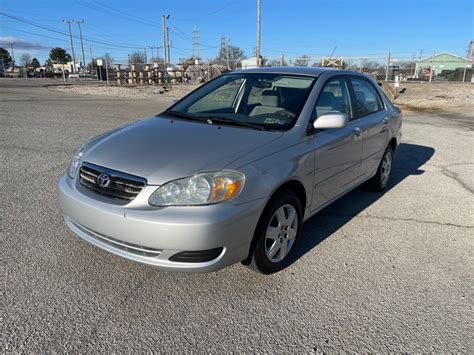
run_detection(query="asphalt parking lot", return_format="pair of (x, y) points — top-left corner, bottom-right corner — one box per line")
(1, 79), (473, 352)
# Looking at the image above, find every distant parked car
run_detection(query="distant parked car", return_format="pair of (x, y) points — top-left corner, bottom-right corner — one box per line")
(58, 67), (402, 274)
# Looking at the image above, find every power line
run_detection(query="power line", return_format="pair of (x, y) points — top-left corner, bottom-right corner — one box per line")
(73, 0), (162, 29)
(171, 1), (235, 22)
(0, 12), (144, 50)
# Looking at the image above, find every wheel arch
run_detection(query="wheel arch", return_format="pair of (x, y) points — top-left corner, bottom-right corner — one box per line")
(241, 178), (307, 265)
(388, 137), (398, 153)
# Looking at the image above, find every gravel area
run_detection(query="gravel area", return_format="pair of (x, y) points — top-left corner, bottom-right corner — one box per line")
(394, 82), (474, 111)
(1, 79), (473, 352)
(49, 83), (199, 100)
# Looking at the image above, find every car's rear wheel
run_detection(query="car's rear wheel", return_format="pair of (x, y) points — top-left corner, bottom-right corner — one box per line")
(368, 146), (394, 192)
(246, 191), (303, 274)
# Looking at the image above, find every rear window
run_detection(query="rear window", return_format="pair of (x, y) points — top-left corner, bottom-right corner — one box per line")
(350, 78), (384, 117)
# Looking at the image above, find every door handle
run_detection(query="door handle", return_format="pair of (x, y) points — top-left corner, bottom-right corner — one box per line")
(382, 117), (390, 124)
(352, 127), (361, 137)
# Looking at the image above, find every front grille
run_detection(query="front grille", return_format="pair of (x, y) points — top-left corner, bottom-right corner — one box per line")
(79, 161), (147, 201)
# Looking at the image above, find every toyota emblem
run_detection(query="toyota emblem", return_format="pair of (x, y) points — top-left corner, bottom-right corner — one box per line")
(96, 173), (111, 188)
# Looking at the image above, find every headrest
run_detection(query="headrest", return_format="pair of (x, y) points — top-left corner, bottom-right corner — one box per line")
(261, 89), (279, 107)
(354, 91), (366, 102)
(318, 92), (335, 106)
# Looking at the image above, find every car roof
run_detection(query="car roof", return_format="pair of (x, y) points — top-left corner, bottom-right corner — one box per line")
(232, 66), (336, 77)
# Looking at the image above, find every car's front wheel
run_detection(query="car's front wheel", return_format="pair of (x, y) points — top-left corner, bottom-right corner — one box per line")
(246, 191), (303, 274)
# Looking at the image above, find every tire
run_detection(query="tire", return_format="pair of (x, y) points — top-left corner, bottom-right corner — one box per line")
(246, 191), (303, 274)
(368, 146), (394, 192)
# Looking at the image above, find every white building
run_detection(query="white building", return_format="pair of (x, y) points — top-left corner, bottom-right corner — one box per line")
(52, 61), (80, 73)
(241, 57), (259, 69)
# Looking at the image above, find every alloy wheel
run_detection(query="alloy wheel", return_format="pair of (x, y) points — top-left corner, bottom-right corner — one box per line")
(380, 150), (393, 186)
(264, 204), (298, 263)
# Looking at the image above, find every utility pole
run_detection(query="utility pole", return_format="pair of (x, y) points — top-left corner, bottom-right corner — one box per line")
(256, 0), (261, 67)
(415, 50), (424, 79)
(144, 48), (148, 63)
(167, 26), (171, 66)
(148, 46), (161, 62)
(63, 20), (77, 73)
(385, 51), (391, 81)
(162, 14), (169, 72)
(280, 53), (284, 66)
(192, 28), (199, 60)
(221, 34), (226, 65)
(411, 52), (416, 77)
(89, 45), (95, 77)
(73, 20), (86, 73)
(429, 51), (435, 83)
(9, 43), (15, 68)
(462, 55), (468, 83)
(226, 38), (230, 68)
(462, 41), (471, 83)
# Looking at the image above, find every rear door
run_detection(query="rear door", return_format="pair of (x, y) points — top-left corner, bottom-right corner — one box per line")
(349, 77), (390, 179)
(310, 76), (364, 211)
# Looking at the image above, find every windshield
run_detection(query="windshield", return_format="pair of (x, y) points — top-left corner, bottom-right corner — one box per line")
(164, 73), (317, 131)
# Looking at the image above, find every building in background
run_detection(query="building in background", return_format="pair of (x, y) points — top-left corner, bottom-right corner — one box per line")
(240, 57), (259, 69)
(52, 61), (80, 73)
(415, 52), (472, 80)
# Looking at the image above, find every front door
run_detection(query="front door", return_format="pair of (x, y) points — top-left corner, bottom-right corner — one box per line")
(310, 77), (363, 212)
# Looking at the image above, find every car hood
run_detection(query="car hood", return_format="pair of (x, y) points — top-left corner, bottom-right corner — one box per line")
(83, 116), (283, 185)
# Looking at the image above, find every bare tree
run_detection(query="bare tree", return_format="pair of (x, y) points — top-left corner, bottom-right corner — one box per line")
(360, 58), (381, 72)
(20, 53), (32, 67)
(129, 51), (145, 64)
(294, 55), (310, 67)
(128, 51), (146, 70)
(269, 59), (280, 67)
(98, 53), (115, 68)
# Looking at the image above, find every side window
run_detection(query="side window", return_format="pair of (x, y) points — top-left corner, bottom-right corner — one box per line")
(314, 77), (354, 120)
(188, 78), (244, 113)
(350, 78), (384, 118)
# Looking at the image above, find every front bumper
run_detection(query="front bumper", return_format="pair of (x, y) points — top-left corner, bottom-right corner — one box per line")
(57, 174), (265, 272)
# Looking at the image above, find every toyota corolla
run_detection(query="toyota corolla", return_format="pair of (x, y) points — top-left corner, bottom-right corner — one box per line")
(58, 67), (402, 274)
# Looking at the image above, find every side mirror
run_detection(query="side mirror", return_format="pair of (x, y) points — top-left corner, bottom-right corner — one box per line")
(313, 112), (349, 130)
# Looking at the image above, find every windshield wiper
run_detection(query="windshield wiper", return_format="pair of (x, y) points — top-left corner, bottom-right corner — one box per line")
(161, 110), (208, 122)
(162, 111), (266, 131)
(202, 116), (266, 131)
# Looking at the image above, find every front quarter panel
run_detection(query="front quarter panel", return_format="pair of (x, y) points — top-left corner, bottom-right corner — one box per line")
(229, 134), (315, 217)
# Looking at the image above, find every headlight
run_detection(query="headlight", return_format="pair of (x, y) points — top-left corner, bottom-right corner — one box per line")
(67, 145), (85, 179)
(149, 171), (245, 206)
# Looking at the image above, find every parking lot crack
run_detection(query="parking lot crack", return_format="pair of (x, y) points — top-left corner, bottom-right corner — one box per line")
(320, 212), (473, 229)
(440, 167), (473, 194)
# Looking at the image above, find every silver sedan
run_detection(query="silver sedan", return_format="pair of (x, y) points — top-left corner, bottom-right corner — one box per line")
(58, 67), (402, 274)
